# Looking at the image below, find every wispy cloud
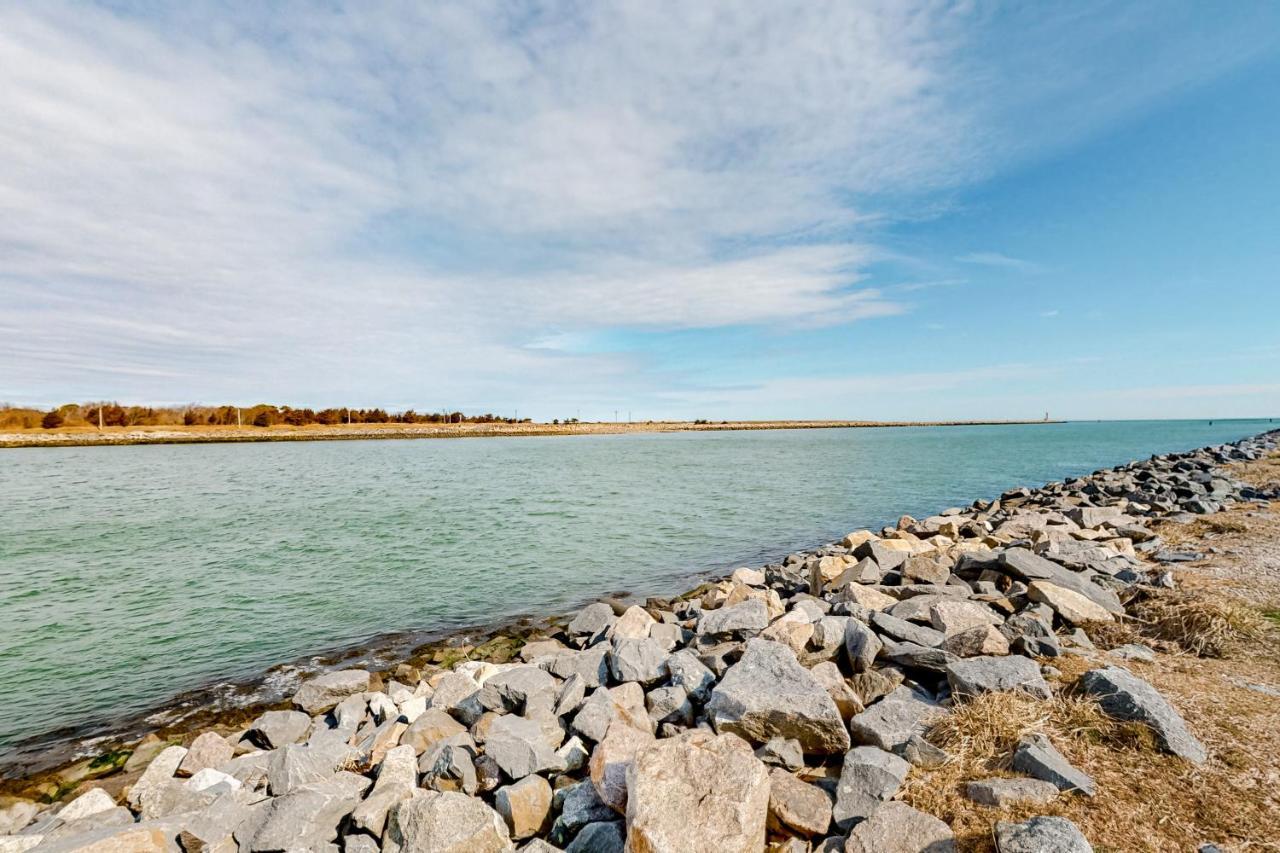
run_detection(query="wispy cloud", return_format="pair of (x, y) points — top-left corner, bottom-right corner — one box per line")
(1040, 309), (1060, 318)
(956, 252), (1045, 274)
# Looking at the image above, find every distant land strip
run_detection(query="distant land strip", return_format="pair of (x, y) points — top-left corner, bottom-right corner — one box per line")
(0, 419), (1062, 448)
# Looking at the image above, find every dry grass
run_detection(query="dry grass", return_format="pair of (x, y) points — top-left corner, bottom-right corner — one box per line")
(1126, 589), (1270, 658)
(901, 681), (1280, 852)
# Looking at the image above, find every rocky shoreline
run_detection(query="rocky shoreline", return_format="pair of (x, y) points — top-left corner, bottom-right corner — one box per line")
(2, 429), (1277, 852)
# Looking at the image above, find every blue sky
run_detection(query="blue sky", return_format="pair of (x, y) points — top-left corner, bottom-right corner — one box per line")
(2, 1), (1278, 420)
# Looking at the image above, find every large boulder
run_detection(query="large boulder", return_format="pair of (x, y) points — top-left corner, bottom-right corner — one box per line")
(236, 771), (371, 851)
(624, 731), (770, 853)
(994, 816), (1093, 852)
(696, 599), (770, 637)
(485, 714), (565, 779)
(246, 710), (312, 749)
(1077, 667), (1207, 763)
(383, 790), (511, 853)
(707, 639), (850, 754)
(844, 801), (955, 853)
(997, 549), (1122, 616)
(589, 720), (655, 813)
(292, 669), (371, 714)
(495, 774), (553, 840)
(945, 656), (1051, 700)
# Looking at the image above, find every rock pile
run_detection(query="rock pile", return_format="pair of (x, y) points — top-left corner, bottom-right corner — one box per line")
(2, 430), (1275, 852)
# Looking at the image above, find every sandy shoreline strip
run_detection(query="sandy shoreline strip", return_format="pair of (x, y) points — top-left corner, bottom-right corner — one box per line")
(0, 418), (1059, 449)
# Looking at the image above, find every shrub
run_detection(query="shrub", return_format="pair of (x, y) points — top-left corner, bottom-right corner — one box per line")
(41, 409), (64, 429)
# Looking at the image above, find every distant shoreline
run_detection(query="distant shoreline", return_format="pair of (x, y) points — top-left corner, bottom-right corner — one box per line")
(0, 418), (1062, 449)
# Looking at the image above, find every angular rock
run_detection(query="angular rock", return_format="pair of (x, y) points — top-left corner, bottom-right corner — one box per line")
(237, 770), (371, 851)
(929, 600), (1001, 636)
(126, 745), (187, 813)
(352, 744), (418, 837)
(844, 801), (955, 853)
(1011, 734), (1096, 795)
(567, 821), (625, 853)
(755, 737), (804, 771)
(707, 639), (850, 754)
(696, 599), (770, 637)
(545, 647), (611, 689)
(56, 789), (117, 823)
(496, 774), (554, 840)
(767, 768), (832, 837)
(624, 731), (770, 853)
(486, 714), (564, 779)
(965, 777), (1060, 807)
(998, 549), (1122, 616)
(844, 620), (882, 673)
(246, 709), (312, 749)
(609, 605), (656, 640)
(663, 650), (716, 702)
(383, 789), (511, 853)
(293, 669), (371, 714)
(480, 665), (560, 716)
(568, 603), (617, 639)
(177, 732), (235, 777)
(403, 709), (468, 755)
(848, 686), (943, 752)
(946, 656), (1051, 700)
(608, 638), (668, 685)
(1077, 667), (1207, 763)
(1027, 581), (1113, 625)
(995, 816), (1093, 853)
(429, 672), (485, 726)
(832, 745), (910, 829)
(588, 720), (655, 814)
(942, 624), (1009, 658)
(871, 612), (945, 648)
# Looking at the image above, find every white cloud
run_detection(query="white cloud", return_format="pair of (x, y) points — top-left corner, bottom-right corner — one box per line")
(0, 1), (1274, 414)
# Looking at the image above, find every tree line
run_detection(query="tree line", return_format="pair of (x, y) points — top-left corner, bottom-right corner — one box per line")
(0, 403), (532, 430)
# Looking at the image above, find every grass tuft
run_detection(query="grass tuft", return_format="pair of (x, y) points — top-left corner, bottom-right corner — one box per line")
(1127, 589), (1269, 658)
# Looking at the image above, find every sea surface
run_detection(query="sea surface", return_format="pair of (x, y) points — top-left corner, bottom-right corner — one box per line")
(0, 418), (1272, 766)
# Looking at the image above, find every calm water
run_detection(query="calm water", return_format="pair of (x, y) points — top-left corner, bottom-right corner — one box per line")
(0, 419), (1272, 759)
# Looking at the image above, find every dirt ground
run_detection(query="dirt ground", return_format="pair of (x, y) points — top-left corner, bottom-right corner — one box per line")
(901, 452), (1280, 851)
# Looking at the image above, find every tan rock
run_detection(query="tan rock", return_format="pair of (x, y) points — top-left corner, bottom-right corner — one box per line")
(928, 601), (1001, 636)
(1027, 581), (1113, 625)
(835, 584), (897, 612)
(610, 606), (655, 640)
(589, 719), (655, 813)
(625, 731), (770, 853)
(841, 530), (877, 549)
(384, 790), (510, 853)
(941, 624), (1010, 658)
(809, 662), (864, 720)
(401, 710), (467, 755)
(767, 768), (832, 837)
(494, 774), (552, 839)
(845, 801), (955, 853)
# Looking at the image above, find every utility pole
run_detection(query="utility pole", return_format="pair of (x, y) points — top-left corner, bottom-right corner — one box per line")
(98, 407), (103, 430)
(236, 408), (241, 428)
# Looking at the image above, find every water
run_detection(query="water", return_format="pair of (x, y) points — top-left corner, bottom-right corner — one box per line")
(0, 419), (1271, 763)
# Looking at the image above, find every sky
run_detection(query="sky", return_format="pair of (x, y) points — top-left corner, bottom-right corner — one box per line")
(2, 1), (1278, 421)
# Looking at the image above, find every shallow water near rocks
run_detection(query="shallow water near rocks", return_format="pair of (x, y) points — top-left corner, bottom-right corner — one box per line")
(0, 419), (1271, 768)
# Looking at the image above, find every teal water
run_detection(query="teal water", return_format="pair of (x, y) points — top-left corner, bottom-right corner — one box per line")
(0, 419), (1272, 761)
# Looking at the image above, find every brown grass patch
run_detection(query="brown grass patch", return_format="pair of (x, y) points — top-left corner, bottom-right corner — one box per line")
(901, 681), (1280, 852)
(1127, 589), (1270, 658)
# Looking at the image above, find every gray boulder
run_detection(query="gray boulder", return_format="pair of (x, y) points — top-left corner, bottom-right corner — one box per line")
(848, 686), (944, 752)
(485, 714), (565, 779)
(236, 770), (371, 851)
(707, 639), (851, 754)
(832, 746), (910, 829)
(696, 599), (770, 636)
(843, 620), (882, 673)
(995, 816), (1093, 853)
(844, 801), (955, 853)
(568, 603), (617, 639)
(1077, 667), (1207, 763)
(247, 709), (312, 749)
(965, 777), (1059, 807)
(383, 789), (511, 853)
(1011, 734), (1096, 795)
(608, 638), (668, 685)
(292, 669), (371, 714)
(946, 656), (1051, 700)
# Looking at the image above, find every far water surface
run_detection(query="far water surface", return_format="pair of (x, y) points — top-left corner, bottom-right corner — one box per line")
(0, 419), (1272, 762)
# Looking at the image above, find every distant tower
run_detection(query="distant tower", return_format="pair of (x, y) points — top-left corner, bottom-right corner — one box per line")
(1044, 411), (1049, 422)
